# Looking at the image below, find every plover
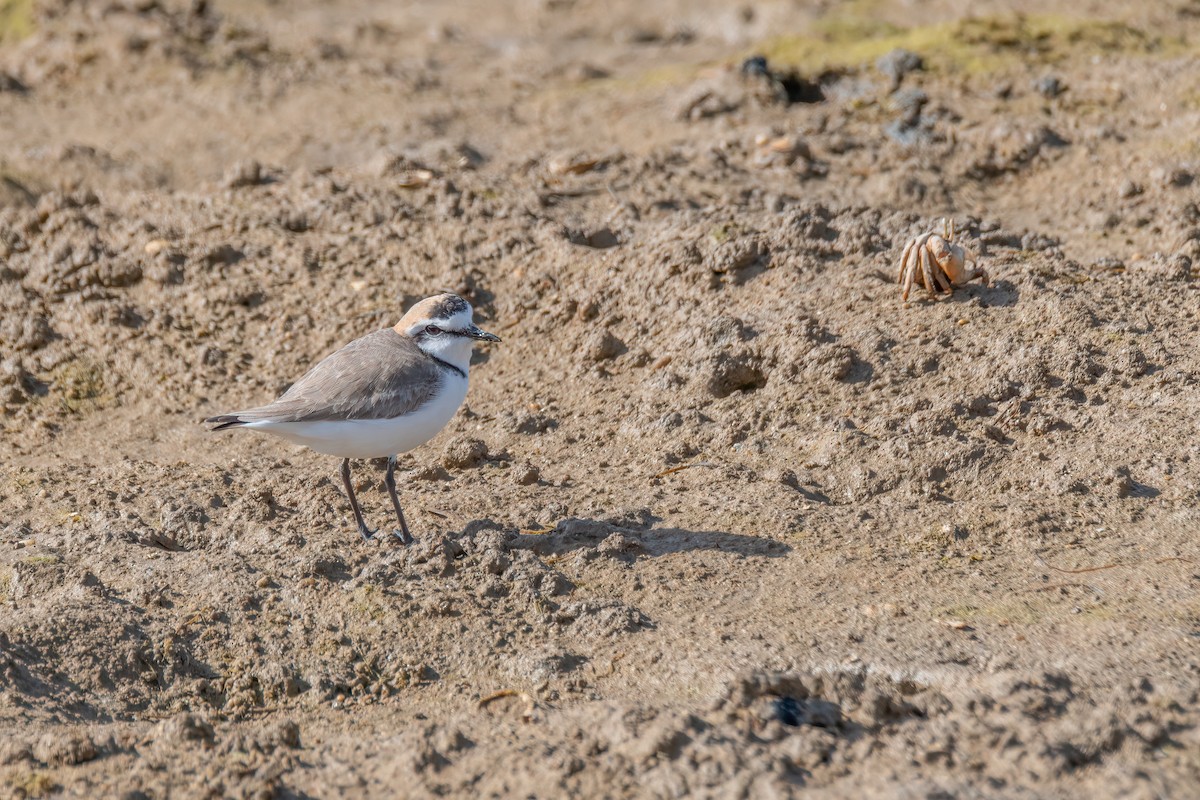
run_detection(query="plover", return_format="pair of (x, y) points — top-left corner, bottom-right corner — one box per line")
(206, 293), (500, 542)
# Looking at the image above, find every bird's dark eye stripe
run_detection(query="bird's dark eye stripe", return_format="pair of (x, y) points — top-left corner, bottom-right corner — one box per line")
(422, 325), (472, 338)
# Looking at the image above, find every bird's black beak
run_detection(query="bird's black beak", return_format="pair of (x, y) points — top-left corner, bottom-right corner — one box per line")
(467, 325), (501, 343)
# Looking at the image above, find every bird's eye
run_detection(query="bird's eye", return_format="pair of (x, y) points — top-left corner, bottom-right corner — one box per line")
(425, 325), (442, 336)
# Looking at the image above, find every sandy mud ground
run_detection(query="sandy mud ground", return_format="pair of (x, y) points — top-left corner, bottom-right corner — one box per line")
(2, 0), (1200, 797)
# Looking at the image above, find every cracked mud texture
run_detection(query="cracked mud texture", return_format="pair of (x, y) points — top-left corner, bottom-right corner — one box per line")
(2, 0), (1200, 797)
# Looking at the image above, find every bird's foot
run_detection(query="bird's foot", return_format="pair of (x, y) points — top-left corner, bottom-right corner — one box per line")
(392, 529), (414, 545)
(358, 525), (378, 542)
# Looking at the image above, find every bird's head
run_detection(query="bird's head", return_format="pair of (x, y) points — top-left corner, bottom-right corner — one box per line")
(395, 293), (500, 373)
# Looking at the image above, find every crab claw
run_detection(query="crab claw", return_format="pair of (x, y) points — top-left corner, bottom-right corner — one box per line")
(963, 249), (988, 285)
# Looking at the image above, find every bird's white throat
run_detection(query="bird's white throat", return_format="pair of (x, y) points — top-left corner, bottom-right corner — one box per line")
(416, 334), (475, 376)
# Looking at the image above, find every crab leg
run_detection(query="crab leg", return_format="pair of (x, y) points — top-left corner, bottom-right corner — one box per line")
(901, 250), (917, 301)
(931, 251), (955, 294)
(919, 245), (940, 299)
(901, 234), (930, 301)
(898, 238), (917, 285)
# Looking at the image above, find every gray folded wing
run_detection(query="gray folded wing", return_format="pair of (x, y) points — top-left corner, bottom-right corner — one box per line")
(228, 330), (444, 424)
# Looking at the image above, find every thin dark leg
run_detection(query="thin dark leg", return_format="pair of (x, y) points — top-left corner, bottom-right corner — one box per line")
(340, 458), (376, 541)
(385, 456), (414, 544)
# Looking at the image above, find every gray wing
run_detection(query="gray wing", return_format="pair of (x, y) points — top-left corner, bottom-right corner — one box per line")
(225, 330), (444, 424)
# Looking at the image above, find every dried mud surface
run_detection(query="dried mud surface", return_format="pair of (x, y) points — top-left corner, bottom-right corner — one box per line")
(2, 0), (1200, 797)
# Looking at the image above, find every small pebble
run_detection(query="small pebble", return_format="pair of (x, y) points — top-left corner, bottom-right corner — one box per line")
(512, 462), (541, 486)
(223, 159), (264, 188)
(1117, 179), (1142, 199)
(773, 696), (804, 727)
(442, 436), (489, 469)
(1034, 75), (1066, 98)
(584, 330), (625, 362)
(876, 48), (923, 88)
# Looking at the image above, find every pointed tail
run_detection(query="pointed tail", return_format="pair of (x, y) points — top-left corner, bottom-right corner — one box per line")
(205, 414), (248, 431)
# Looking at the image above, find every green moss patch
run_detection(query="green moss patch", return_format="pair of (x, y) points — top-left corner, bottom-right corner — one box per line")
(0, 0), (34, 43)
(756, 13), (1180, 75)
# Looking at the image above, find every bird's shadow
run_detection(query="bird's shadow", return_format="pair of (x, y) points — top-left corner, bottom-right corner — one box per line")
(462, 517), (791, 560)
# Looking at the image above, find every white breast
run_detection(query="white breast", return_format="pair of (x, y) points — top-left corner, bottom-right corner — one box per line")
(244, 373), (469, 459)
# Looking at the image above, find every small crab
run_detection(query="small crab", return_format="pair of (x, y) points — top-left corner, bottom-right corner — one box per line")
(897, 219), (988, 301)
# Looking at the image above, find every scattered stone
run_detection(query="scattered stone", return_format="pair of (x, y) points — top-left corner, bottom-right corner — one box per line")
(772, 695), (801, 729)
(441, 436), (489, 469)
(410, 462), (452, 481)
(708, 237), (766, 274)
(631, 715), (694, 762)
(675, 84), (739, 121)
(584, 330), (625, 362)
(432, 727), (473, 754)
(548, 152), (604, 175)
(1034, 75), (1066, 98)
(1116, 179), (1142, 199)
(376, 153), (436, 186)
(738, 55), (824, 104)
(740, 55), (770, 77)
(270, 720), (301, 749)
(751, 135), (813, 171)
(1021, 231), (1060, 251)
(34, 732), (97, 766)
(1149, 166), (1184, 187)
(597, 531), (643, 558)
(1129, 253), (1192, 283)
(566, 227), (620, 249)
(155, 713), (215, 747)
(511, 462), (541, 486)
(884, 89), (932, 145)
(0, 739), (33, 766)
(566, 63), (609, 82)
(201, 243), (244, 267)
(0, 72), (28, 93)
(876, 48), (923, 89)
(223, 160), (264, 189)
(705, 351), (766, 398)
(157, 501), (210, 550)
